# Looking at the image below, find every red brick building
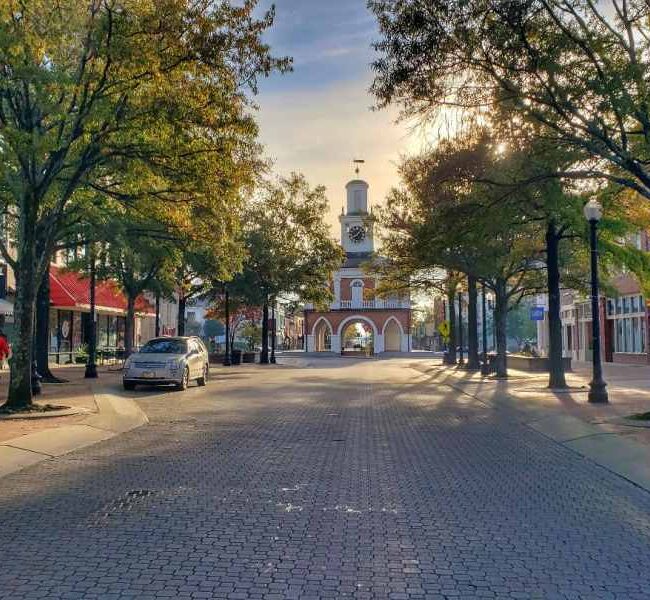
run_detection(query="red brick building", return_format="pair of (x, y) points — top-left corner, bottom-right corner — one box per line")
(304, 178), (411, 354)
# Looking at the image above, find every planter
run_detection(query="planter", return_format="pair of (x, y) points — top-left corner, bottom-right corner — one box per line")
(75, 356), (88, 364)
(209, 352), (225, 365)
(231, 349), (243, 365)
(242, 352), (257, 363)
(507, 354), (572, 373)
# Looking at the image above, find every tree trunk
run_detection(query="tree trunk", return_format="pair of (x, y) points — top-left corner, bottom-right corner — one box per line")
(446, 288), (457, 364)
(467, 275), (480, 370)
(546, 220), (567, 389)
(125, 295), (136, 357)
(35, 266), (65, 383)
(155, 292), (161, 337)
(177, 293), (186, 337)
(494, 277), (508, 378)
(260, 301), (269, 364)
(6, 259), (38, 409)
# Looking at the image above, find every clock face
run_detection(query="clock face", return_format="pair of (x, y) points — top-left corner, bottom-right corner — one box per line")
(348, 225), (366, 244)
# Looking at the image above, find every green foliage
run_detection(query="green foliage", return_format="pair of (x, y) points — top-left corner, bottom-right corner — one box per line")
(240, 322), (262, 351)
(369, 0), (650, 199)
(231, 173), (345, 306)
(0, 0), (289, 407)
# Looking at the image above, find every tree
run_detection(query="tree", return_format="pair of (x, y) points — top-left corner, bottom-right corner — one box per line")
(376, 132), (546, 377)
(206, 299), (261, 350)
(232, 174), (345, 363)
(0, 0), (289, 409)
(369, 0), (650, 199)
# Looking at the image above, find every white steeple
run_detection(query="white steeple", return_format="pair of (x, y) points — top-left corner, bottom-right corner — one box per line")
(339, 177), (374, 254)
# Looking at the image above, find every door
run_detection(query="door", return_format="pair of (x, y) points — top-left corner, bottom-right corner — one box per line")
(187, 340), (201, 378)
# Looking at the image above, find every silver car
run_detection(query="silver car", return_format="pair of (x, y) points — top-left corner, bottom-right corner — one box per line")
(123, 336), (209, 391)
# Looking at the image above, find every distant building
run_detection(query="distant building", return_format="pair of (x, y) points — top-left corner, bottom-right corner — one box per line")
(304, 177), (411, 354)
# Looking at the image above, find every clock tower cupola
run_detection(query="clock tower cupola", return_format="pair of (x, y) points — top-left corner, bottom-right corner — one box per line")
(339, 179), (374, 254)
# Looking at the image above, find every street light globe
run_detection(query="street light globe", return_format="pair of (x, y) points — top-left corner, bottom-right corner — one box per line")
(583, 198), (603, 222)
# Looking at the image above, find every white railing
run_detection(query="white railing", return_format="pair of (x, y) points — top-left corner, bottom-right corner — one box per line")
(333, 299), (411, 310)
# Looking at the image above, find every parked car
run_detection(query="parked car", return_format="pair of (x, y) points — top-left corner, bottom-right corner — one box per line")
(123, 336), (209, 391)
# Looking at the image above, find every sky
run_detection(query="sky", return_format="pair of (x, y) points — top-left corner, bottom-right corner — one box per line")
(254, 0), (429, 233)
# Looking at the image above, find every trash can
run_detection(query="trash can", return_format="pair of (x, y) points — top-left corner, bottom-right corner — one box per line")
(231, 349), (243, 365)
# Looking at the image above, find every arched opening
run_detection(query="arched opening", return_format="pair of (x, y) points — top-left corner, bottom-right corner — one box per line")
(340, 319), (375, 355)
(312, 318), (332, 352)
(383, 318), (402, 352)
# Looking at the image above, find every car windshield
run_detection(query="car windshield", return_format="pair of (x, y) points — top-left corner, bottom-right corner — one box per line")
(140, 340), (187, 354)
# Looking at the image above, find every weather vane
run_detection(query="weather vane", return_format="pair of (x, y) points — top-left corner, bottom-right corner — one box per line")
(353, 159), (365, 176)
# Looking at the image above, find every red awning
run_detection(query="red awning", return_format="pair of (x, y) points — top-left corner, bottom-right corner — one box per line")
(49, 266), (155, 316)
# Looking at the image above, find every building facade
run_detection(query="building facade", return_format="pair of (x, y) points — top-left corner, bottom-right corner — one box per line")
(304, 178), (411, 354)
(535, 232), (650, 364)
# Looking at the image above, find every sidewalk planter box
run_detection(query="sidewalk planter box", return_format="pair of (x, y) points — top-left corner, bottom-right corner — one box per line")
(508, 354), (572, 373)
(242, 352), (257, 363)
(209, 352), (225, 365)
(231, 350), (243, 365)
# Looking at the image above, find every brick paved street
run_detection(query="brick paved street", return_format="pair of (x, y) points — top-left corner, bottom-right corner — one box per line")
(1, 357), (650, 599)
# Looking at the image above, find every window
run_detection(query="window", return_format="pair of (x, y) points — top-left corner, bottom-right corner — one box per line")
(141, 339), (188, 354)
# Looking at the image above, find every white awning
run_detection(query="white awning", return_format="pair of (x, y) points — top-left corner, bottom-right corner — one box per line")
(0, 298), (13, 316)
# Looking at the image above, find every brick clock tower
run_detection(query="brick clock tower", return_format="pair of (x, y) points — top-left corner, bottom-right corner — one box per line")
(304, 177), (411, 354)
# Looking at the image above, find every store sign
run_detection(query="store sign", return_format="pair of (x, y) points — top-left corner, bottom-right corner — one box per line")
(529, 306), (545, 321)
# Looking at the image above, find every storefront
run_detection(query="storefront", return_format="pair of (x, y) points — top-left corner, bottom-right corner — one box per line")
(606, 293), (648, 364)
(49, 266), (155, 364)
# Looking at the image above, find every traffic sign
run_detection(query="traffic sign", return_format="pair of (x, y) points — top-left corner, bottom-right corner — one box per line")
(529, 306), (545, 321)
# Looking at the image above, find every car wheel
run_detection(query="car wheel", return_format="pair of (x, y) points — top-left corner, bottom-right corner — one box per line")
(123, 381), (136, 391)
(176, 367), (189, 391)
(197, 364), (208, 387)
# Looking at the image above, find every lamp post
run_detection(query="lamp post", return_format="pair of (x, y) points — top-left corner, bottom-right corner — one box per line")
(223, 286), (231, 367)
(481, 283), (490, 376)
(84, 244), (98, 379)
(583, 198), (608, 404)
(457, 291), (464, 366)
(270, 304), (277, 364)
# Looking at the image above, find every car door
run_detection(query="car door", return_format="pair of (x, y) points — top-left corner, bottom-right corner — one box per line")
(188, 340), (201, 379)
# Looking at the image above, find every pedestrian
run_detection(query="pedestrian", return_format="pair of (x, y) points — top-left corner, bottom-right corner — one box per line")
(0, 330), (10, 375)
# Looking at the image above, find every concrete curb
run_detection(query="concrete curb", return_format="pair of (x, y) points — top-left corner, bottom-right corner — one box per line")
(427, 365), (650, 493)
(0, 385), (148, 479)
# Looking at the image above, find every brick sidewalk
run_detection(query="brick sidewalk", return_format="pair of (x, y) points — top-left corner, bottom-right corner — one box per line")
(0, 366), (121, 442)
(421, 359), (650, 446)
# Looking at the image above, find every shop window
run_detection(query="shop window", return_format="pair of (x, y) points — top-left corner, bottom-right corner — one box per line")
(607, 299), (614, 316)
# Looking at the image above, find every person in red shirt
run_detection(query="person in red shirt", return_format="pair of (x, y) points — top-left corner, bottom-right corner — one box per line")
(0, 331), (10, 375)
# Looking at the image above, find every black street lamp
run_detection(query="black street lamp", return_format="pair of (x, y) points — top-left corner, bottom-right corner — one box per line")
(481, 283), (490, 376)
(84, 245), (98, 379)
(223, 286), (231, 367)
(584, 198), (608, 403)
(270, 304), (277, 364)
(457, 291), (465, 366)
